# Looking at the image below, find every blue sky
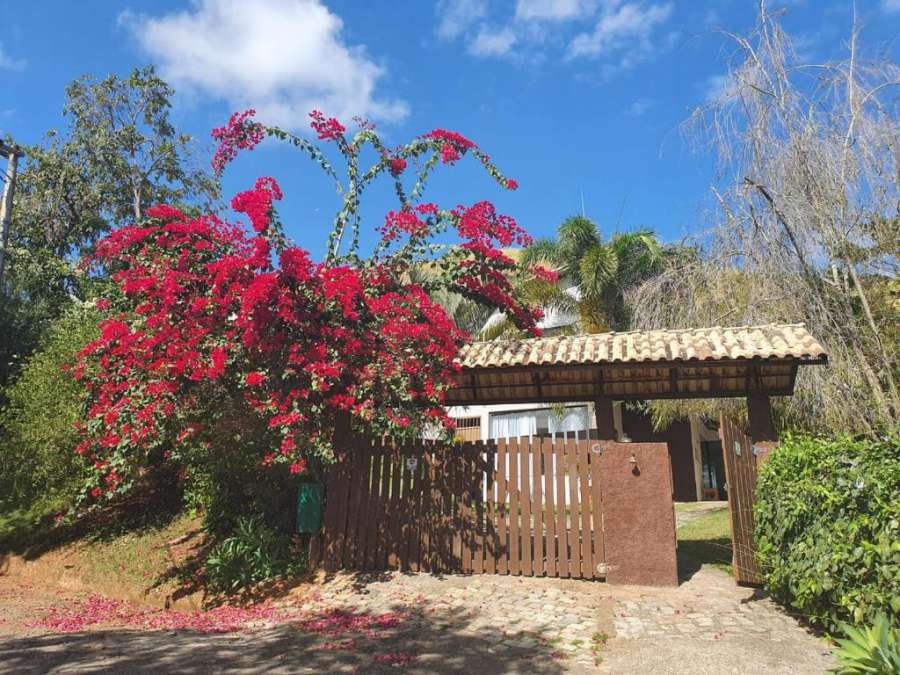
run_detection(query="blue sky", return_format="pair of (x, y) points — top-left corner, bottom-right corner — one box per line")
(2, 0), (898, 259)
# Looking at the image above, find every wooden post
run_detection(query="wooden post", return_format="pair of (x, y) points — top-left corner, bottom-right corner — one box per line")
(321, 411), (353, 570)
(747, 392), (777, 460)
(0, 143), (24, 289)
(594, 398), (616, 441)
(747, 392), (776, 443)
(689, 413), (705, 501)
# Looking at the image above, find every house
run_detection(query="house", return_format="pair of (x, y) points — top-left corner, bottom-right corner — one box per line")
(446, 400), (724, 502)
(446, 292), (728, 502)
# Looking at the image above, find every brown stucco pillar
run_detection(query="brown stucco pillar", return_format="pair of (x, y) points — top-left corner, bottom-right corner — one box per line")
(596, 442), (679, 586)
(594, 397), (616, 440)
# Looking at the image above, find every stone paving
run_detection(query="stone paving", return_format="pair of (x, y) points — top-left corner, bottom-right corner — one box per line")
(294, 564), (833, 673)
(0, 564), (834, 673)
(600, 567), (835, 674)
(303, 571), (615, 671)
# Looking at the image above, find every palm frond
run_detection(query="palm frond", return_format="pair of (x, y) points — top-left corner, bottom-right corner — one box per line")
(557, 215), (601, 277)
(578, 245), (618, 298)
(518, 279), (577, 313)
(520, 238), (561, 269)
(477, 314), (521, 341)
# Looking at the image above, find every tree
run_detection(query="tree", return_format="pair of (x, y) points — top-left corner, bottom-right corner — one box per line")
(631, 3), (900, 435)
(0, 305), (97, 506)
(71, 110), (547, 511)
(1, 67), (219, 389)
(63, 66), (219, 222)
(514, 216), (677, 334)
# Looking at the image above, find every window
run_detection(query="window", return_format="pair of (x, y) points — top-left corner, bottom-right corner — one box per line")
(488, 405), (590, 441)
(451, 416), (482, 442)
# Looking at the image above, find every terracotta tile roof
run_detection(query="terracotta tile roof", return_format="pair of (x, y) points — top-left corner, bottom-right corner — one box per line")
(458, 323), (827, 370)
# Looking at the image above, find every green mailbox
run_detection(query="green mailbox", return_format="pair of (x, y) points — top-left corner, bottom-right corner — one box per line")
(296, 482), (324, 533)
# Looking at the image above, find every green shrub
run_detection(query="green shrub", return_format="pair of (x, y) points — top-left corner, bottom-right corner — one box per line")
(181, 423), (300, 537)
(205, 515), (305, 593)
(833, 613), (900, 675)
(0, 305), (99, 507)
(755, 435), (900, 631)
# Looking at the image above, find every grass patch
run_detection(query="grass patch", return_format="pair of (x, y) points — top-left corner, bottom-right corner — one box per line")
(674, 501), (717, 513)
(76, 511), (199, 588)
(0, 497), (68, 552)
(0, 467), (203, 601)
(676, 506), (733, 576)
(1, 495), (203, 601)
(1, 467), (184, 558)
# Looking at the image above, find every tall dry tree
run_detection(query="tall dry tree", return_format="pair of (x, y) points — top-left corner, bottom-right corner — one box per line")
(631, 2), (899, 435)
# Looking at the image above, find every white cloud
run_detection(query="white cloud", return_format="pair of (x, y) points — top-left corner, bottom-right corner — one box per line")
(701, 73), (740, 103)
(0, 44), (25, 71)
(436, 0), (488, 39)
(568, 2), (673, 58)
(881, 0), (900, 12)
(436, 0), (673, 74)
(702, 8), (720, 28)
(626, 98), (654, 116)
(123, 0), (408, 130)
(514, 0), (596, 22)
(468, 26), (517, 57)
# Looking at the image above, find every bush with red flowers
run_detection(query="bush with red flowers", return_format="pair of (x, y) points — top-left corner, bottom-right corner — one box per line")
(71, 110), (549, 515)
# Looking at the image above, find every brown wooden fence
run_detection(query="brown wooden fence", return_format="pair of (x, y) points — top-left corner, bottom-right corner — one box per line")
(321, 437), (606, 579)
(719, 415), (764, 585)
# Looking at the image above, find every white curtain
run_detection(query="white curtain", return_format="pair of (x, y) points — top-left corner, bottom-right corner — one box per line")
(489, 412), (537, 441)
(548, 406), (589, 441)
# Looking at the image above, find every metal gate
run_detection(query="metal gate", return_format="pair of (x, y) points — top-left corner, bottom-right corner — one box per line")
(719, 415), (765, 585)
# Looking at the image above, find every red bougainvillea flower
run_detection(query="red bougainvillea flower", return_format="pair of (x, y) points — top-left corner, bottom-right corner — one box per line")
(211, 109), (265, 174)
(379, 209), (428, 243)
(423, 129), (476, 149)
(423, 129), (477, 165)
(70, 109), (543, 508)
(532, 265), (560, 283)
(245, 372), (266, 387)
(232, 177), (283, 233)
(389, 157), (407, 177)
(309, 110), (346, 141)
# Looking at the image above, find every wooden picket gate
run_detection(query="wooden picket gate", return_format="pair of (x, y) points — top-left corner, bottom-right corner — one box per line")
(321, 437), (606, 579)
(719, 415), (765, 585)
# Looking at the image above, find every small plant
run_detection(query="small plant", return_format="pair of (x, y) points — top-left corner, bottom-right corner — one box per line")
(832, 613), (900, 675)
(591, 631), (609, 647)
(591, 631), (609, 666)
(204, 516), (304, 593)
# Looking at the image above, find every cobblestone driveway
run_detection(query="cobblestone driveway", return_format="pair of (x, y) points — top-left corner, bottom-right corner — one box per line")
(0, 565), (833, 673)
(308, 566), (833, 674)
(602, 567), (834, 674)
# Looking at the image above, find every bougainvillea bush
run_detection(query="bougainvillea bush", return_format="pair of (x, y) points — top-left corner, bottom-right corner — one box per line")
(70, 110), (552, 520)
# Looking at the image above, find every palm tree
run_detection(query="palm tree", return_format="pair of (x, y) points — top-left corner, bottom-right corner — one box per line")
(515, 215), (677, 335)
(425, 216), (685, 340)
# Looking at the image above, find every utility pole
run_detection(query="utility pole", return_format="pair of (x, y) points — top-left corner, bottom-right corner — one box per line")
(0, 141), (24, 289)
